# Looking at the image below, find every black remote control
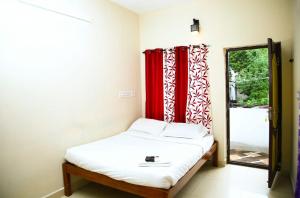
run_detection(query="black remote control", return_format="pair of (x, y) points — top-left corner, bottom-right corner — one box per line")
(145, 156), (155, 162)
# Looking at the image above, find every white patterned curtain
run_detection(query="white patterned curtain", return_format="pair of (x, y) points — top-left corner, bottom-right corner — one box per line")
(186, 45), (212, 133)
(163, 48), (176, 123)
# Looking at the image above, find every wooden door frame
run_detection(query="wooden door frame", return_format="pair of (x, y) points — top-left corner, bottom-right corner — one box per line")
(276, 43), (282, 170)
(268, 39), (283, 188)
(225, 44), (270, 169)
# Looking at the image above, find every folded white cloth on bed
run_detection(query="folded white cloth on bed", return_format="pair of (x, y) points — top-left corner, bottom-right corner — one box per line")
(139, 160), (171, 167)
(138, 162), (172, 167)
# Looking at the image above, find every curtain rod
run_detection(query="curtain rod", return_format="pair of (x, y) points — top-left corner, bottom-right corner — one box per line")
(142, 44), (210, 54)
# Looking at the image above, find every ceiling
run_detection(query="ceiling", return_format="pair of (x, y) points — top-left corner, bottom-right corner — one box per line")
(110, 0), (191, 14)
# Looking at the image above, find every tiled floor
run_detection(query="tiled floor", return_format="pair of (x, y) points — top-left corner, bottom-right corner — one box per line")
(230, 149), (269, 166)
(62, 163), (293, 198)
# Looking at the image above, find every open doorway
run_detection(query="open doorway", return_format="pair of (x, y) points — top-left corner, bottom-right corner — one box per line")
(226, 39), (282, 187)
(226, 45), (270, 169)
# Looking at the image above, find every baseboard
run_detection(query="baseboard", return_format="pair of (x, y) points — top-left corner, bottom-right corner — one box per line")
(41, 187), (64, 198)
(42, 179), (89, 198)
(218, 160), (226, 167)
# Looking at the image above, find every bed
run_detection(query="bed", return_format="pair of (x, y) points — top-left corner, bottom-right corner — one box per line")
(63, 119), (218, 198)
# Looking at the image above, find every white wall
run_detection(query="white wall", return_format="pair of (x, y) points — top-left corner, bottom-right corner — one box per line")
(291, 0), (300, 191)
(230, 108), (269, 153)
(0, 0), (141, 197)
(139, 0), (293, 170)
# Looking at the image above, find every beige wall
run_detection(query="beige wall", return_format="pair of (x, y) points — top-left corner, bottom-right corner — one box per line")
(139, 0), (293, 170)
(0, 0), (141, 197)
(291, 0), (300, 190)
(0, 0), (295, 197)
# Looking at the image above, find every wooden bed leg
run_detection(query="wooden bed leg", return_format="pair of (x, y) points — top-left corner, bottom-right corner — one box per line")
(63, 163), (72, 197)
(213, 142), (218, 167)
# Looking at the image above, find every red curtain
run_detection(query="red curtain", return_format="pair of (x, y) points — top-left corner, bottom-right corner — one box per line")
(145, 49), (164, 120)
(174, 47), (188, 123)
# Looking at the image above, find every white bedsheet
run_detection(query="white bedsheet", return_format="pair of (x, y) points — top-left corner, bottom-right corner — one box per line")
(65, 132), (214, 189)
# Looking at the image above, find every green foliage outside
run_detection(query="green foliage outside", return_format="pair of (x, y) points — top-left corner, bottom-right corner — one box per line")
(229, 48), (269, 107)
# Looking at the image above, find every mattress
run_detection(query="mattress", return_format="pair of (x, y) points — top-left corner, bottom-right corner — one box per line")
(65, 131), (214, 189)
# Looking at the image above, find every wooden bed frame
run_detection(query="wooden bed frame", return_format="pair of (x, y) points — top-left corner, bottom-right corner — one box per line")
(63, 141), (218, 198)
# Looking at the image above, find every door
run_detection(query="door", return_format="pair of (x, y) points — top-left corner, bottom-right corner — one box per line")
(268, 38), (282, 188)
(226, 45), (270, 169)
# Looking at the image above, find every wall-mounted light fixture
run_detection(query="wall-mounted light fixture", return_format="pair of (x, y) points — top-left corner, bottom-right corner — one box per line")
(190, 18), (200, 33)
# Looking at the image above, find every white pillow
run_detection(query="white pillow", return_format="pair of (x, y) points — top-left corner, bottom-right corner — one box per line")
(128, 118), (167, 136)
(162, 122), (208, 139)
